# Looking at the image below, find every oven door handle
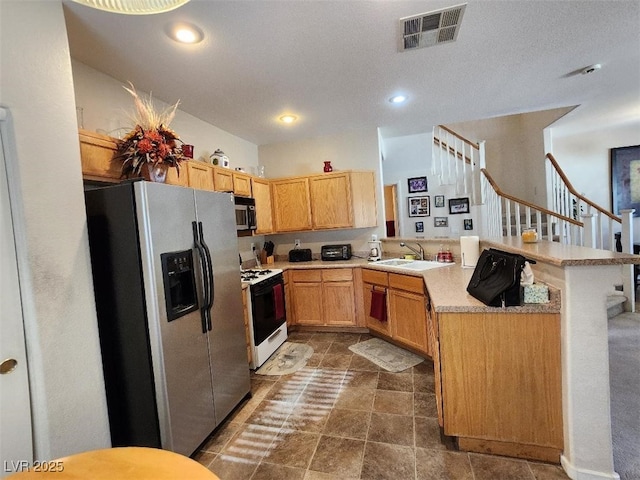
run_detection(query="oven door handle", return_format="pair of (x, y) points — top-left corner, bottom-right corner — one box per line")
(198, 221), (215, 332)
(192, 221), (210, 334)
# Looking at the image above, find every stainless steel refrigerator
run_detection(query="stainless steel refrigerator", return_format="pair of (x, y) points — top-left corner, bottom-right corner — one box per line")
(85, 180), (250, 457)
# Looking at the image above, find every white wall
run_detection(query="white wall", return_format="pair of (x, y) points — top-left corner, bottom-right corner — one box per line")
(258, 128), (385, 256)
(72, 60), (259, 171)
(447, 107), (573, 204)
(0, 1), (110, 460)
(381, 132), (476, 240)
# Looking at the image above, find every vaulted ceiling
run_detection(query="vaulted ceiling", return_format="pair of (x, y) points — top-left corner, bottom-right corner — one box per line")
(63, 0), (640, 146)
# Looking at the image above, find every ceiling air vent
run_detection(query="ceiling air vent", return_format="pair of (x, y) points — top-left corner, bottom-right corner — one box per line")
(399, 3), (466, 52)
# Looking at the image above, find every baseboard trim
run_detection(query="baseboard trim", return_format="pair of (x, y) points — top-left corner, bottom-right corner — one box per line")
(457, 437), (561, 463)
(560, 455), (620, 480)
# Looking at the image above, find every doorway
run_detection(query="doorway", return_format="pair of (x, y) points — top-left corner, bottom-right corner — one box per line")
(384, 184), (398, 237)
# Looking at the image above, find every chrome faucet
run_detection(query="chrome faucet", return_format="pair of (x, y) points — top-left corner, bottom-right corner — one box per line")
(399, 242), (424, 261)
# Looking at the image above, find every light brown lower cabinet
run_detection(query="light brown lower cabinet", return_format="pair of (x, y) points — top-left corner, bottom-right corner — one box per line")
(290, 268), (356, 327)
(361, 269), (429, 356)
(362, 269), (391, 337)
(437, 311), (563, 462)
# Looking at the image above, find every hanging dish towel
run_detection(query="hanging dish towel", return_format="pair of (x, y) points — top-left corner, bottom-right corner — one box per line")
(370, 289), (387, 322)
(273, 283), (285, 321)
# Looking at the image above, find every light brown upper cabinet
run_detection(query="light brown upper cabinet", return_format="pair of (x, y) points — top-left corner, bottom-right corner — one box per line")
(232, 171), (252, 197)
(252, 177), (274, 234)
(166, 164), (189, 187)
(271, 177), (313, 232)
(310, 171), (377, 230)
(187, 162), (215, 191)
(271, 171), (377, 233)
(309, 173), (353, 229)
(212, 166), (234, 192)
(79, 130), (121, 183)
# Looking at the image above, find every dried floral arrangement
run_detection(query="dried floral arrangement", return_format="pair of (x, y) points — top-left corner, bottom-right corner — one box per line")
(114, 83), (186, 178)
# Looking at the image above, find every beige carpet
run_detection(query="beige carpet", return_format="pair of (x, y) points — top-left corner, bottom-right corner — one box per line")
(255, 342), (314, 376)
(609, 312), (640, 480)
(349, 337), (424, 372)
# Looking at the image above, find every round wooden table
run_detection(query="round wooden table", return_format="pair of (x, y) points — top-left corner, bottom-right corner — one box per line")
(6, 447), (219, 480)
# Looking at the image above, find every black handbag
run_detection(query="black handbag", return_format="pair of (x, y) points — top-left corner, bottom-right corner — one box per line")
(466, 248), (527, 307)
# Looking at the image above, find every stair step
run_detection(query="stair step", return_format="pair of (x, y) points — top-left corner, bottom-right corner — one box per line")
(607, 294), (627, 319)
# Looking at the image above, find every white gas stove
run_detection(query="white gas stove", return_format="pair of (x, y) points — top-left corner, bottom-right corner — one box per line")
(240, 268), (283, 286)
(241, 267), (287, 369)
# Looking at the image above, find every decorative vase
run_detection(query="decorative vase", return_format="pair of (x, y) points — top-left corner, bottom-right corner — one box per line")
(142, 162), (169, 183)
(323, 161), (333, 172)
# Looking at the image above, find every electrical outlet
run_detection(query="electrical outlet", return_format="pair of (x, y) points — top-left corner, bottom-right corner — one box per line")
(251, 242), (256, 251)
(294, 239), (301, 248)
(371, 234), (378, 242)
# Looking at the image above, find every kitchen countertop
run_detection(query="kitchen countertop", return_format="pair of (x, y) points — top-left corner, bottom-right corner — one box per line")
(263, 238), (636, 313)
(482, 237), (640, 266)
(269, 256), (561, 314)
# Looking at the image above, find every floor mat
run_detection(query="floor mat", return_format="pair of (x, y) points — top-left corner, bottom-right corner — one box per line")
(255, 342), (314, 376)
(349, 337), (423, 372)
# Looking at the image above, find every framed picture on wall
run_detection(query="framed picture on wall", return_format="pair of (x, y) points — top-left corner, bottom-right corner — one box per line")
(408, 176), (428, 193)
(434, 195), (445, 208)
(408, 196), (430, 217)
(611, 145), (640, 217)
(464, 219), (473, 230)
(448, 197), (470, 214)
(415, 221), (424, 233)
(434, 217), (448, 227)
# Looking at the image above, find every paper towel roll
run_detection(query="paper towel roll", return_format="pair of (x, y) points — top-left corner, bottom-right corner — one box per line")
(460, 235), (480, 268)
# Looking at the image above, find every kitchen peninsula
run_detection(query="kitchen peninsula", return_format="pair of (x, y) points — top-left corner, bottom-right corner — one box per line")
(273, 238), (639, 480)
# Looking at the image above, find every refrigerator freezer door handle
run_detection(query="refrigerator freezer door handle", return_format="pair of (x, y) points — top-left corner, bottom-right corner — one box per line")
(198, 222), (215, 332)
(192, 221), (210, 334)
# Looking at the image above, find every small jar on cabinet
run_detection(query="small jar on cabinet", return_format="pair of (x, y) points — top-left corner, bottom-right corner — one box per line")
(522, 228), (538, 243)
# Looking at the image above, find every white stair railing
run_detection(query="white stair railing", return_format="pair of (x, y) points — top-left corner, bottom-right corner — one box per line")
(546, 153), (624, 251)
(432, 125), (485, 205)
(480, 168), (583, 244)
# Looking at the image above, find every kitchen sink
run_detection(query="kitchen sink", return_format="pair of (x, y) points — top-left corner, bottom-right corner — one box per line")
(375, 258), (455, 271)
(375, 258), (415, 266)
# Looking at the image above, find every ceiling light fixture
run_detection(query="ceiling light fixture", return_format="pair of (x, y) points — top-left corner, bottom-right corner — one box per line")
(389, 95), (407, 104)
(70, 0), (190, 15)
(167, 23), (204, 44)
(279, 115), (297, 124)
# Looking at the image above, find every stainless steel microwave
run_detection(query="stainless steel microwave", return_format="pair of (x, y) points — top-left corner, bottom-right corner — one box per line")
(234, 196), (256, 236)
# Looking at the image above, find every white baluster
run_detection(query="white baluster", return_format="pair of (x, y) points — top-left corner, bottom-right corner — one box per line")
(582, 214), (596, 248)
(536, 211), (543, 240)
(431, 127), (437, 176)
(505, 201), (512, 237)
(620, 209), (636, 312)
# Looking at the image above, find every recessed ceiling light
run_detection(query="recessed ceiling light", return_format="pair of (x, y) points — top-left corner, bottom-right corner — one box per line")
(166, 22), (204, 44)
(389, 95), (407, 104)
(279, 115), (297, 124)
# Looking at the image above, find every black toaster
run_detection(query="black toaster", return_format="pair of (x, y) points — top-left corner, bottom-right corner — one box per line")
(288, 248), (313, 262)
(321, 244), (352, 261)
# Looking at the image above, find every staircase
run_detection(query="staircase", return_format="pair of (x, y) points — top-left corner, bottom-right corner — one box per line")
(433, 124), (636, 308)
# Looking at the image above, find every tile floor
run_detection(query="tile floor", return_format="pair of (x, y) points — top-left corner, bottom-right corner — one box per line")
(194, 331), (570, 480)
